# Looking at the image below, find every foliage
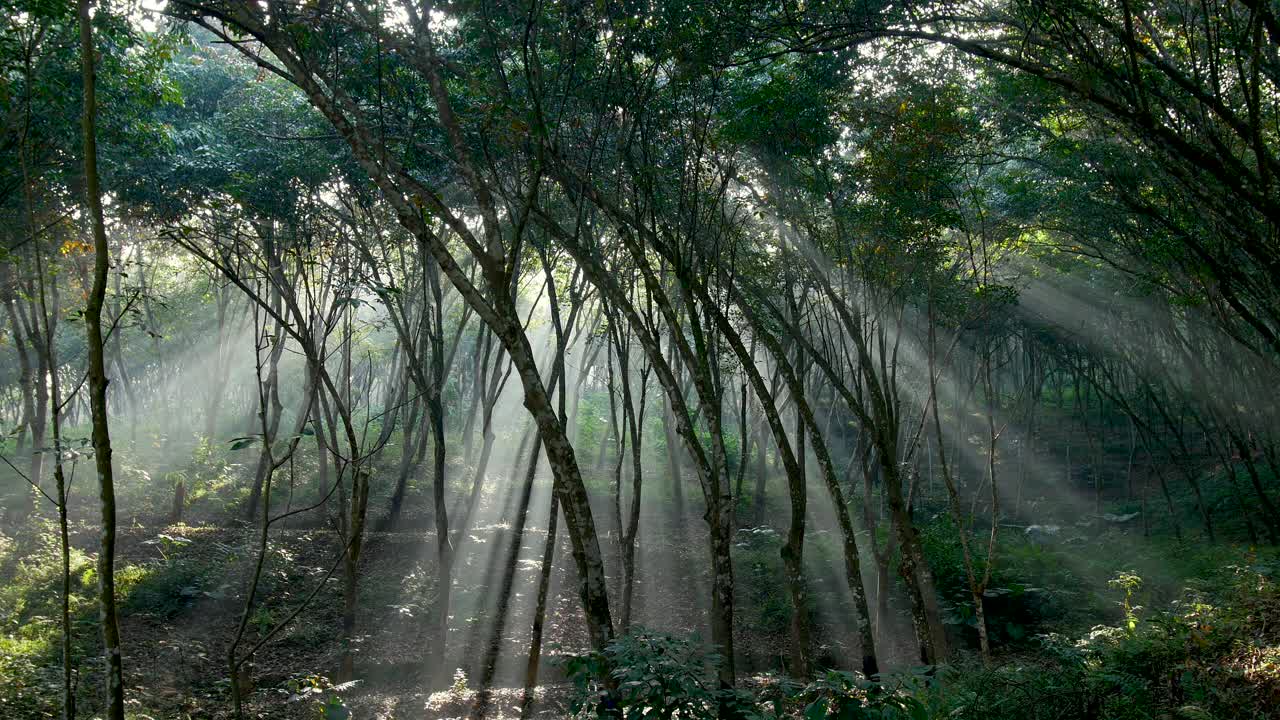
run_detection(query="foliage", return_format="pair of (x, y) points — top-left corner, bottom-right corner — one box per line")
(784, 669), (934, 720)
(564, 628), (751, 719)
(566, 552), (1279, 719)
(928, 555), (1280, 720)
(285, 673), (356, 720)
(919, 521), (1078, 648)
(0, 522), (91, 718)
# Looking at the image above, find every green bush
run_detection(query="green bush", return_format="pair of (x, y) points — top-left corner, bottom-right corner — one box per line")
(919, 521), (1083, 650)
(564, 628), (751, 719)
(565, 552), (1279, 719)
(784, 669), (935, 720)
(0, 521), (96, 718)
(565, 630), (934, 720)
(924, 555), (1280, 720)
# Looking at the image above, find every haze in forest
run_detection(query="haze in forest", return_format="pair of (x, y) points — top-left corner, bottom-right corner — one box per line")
(1, 1), (1278, 719)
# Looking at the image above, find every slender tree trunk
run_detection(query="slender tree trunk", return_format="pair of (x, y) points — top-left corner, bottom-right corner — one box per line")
(205, 287), (231, 441)
(313, 391), (330, 518)
(619, 359), (648, 634)
(804, 417), (879, 677)
(521, 493), (558, 719)
(606, 341), (625, 574)
(521, 266), (579, 715)
(109, 242), (136, 446)
(663, 340), (685, 516)
(244, 293), (286, 520)
(36, 233), (75, 720)
(80, 2), (125, 714)
(55, 443), (73, 720)
(426, 255), (454, 679)
(29, 344), (48, 487)
(1231, 428), (1280, 543)
(340, 470), (369, 682)
(0, 265), (34, 456)
(782, 403), (811, 677)
(389, 395), (423, 516)
(753, 420), (768, 523)
(472, 431), (542, 719)
(1125, 419), (1137, 501)
(733, 380), (752, 525)
(859, 443), (893, 653)
(874, 555), (890, 653)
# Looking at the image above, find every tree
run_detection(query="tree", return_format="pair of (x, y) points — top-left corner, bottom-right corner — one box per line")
(79, 0), (124, 715)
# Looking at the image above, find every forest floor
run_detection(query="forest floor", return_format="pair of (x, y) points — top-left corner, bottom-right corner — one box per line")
(3, 405), (1280, 719)
(5, 495), (1278, 720)
(2, 496), (865, 719)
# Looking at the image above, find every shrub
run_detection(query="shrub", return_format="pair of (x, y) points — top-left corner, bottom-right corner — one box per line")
(787, 669), (935, 720)
(564, 552), (1280, 719)
(564, 629), (751, 719)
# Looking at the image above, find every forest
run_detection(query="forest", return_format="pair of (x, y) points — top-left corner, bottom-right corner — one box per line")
(1, 0), (1279, 718)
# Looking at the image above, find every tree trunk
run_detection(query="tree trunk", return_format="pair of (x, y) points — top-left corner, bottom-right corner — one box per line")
(0, 264), (34, 457)
(29, 343), (48, 488)
(1232, 428), (1280, 543)
(340, 470), (370, 681)
(521, 493), (559, 719)
(35, 229), (76, 720)
(205, 286), (232, 441)
(472, 431), (542, 719)
(733, 381), (752, 526)
(883, 451), (948, 665)
(427, 255), (454, 679)
(80, 1), (125, 714)
(619, 358), (648, 634)
(244, 295), (287, 520)
(753, 420), (768, 523)
(389, 395), (423, 517)
(663, 340), (685, 517)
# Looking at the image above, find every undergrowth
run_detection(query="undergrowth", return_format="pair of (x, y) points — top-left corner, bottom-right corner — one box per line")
(566, 547), (1280, 719)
